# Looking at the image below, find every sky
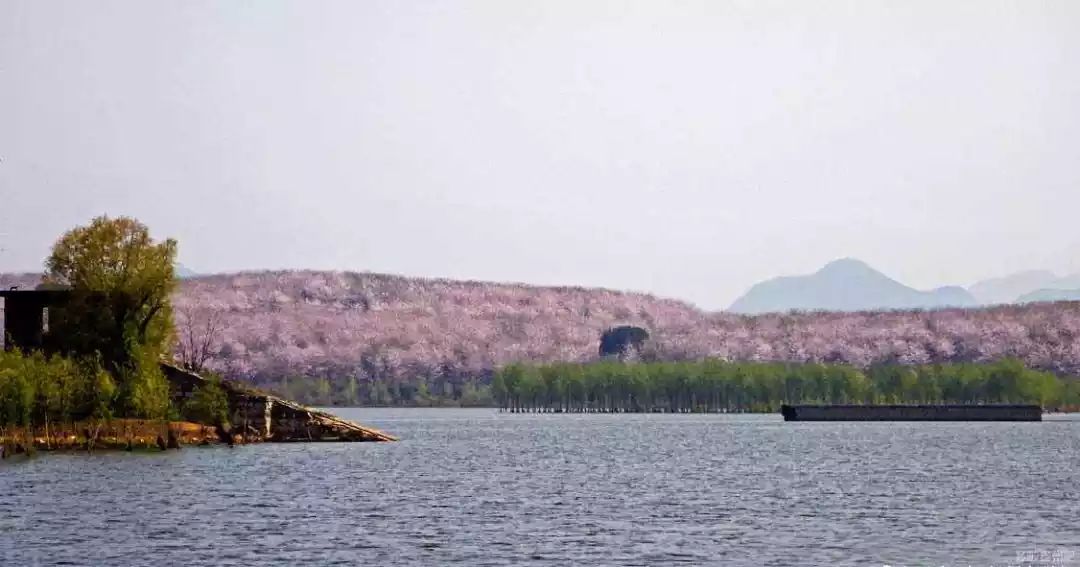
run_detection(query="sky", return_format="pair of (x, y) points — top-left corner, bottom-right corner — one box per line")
(1, 1), (1079, 309)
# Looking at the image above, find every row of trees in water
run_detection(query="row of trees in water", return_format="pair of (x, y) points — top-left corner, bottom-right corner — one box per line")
(492, 359), (1079, 413)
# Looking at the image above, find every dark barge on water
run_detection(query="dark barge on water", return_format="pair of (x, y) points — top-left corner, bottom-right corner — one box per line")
(781, 404), (1042, 422)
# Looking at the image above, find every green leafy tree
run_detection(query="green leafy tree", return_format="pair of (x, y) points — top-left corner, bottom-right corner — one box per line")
(45, 215), (178, 373)
(43, 216), (178, 415)
(125, 346), (172, 419)
(182, 375), (231, 428)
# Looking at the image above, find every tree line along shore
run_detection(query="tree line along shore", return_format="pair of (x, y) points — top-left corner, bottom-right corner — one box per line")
(246, 357), (1080, 412)
(0, 349), (230, 454)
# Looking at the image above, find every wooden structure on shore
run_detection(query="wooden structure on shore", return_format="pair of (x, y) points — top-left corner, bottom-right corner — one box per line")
(781, 404), (1042, 422)
(162, 363), (396, 442)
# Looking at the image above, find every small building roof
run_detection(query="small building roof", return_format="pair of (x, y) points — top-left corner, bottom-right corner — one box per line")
(0, 289), (73, 301)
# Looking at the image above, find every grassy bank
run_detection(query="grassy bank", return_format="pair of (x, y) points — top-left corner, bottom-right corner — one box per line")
(0, 419), (221, 455)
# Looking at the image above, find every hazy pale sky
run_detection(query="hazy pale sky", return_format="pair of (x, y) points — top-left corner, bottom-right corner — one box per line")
(1, 1), (1078, 309)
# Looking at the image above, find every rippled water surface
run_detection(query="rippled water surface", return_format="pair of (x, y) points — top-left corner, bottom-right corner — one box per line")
(2, 409), (1078, 566)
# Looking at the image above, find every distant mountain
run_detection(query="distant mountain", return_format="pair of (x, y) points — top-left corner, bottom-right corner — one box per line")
(1016, 288), (1080, 304)
(0, 273), (42, 290)
(1047, 273), (1080, 293)
(175, 263), (199, 279)
(930, 285), (979, 307)
(728, 259), (978, 314)
(968, 270), (1060, 305)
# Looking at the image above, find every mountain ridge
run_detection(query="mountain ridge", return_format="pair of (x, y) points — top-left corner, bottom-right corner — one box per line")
(969, 270), (1080, 305)
(1017, 288), (1080, 304)
(728, 258), (978, 314)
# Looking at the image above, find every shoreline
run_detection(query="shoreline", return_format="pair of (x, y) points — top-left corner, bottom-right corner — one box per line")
(0, 419), (224, 455)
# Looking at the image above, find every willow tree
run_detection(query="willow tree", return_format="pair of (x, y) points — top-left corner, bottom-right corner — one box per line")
(44, 216), (177, 418)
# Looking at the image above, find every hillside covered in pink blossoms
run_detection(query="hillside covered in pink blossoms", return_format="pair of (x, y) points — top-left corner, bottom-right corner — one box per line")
(175, 271), (1080, 383)
(5, 270), (1080, 390)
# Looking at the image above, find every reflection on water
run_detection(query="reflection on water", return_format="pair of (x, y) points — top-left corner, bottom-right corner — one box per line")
(2, 409), (1078, 566)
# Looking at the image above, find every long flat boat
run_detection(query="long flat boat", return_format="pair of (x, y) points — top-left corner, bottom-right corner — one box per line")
(780, 404), (1041, 422)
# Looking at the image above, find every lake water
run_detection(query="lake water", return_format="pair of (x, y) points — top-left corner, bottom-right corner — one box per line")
(2, 409), (1078, 566)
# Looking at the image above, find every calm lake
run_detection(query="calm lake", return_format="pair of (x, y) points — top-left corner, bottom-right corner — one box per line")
(2, 409), (1078, 566)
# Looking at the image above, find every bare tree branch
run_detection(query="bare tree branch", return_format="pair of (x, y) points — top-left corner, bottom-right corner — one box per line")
(176, 301), (223, 373)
